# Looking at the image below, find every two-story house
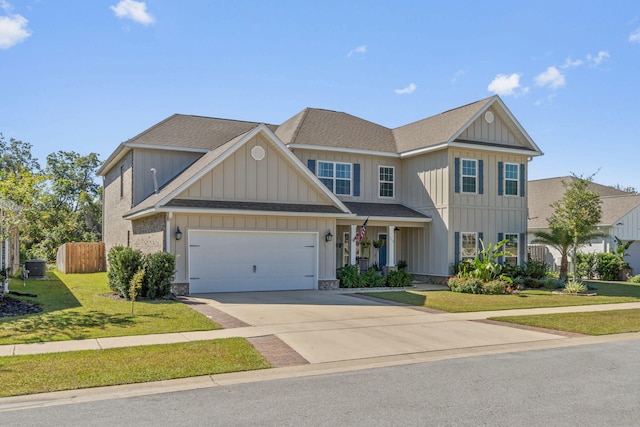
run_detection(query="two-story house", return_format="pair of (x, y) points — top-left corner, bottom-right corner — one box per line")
(98, 95), (542, 294)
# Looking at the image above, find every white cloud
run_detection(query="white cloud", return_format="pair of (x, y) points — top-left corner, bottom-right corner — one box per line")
(110, 0), (154, 25)
(629, 27), (640, 43)
(586, 50), (610, 65)
(394, 83), (416, 95)
(487, 73), (523, 96)
(347, 45), (366, 58)
(535, 66), (566, 89)
(560, 57), (583, 69)
(451, 69), (466, 83)
(0, 10), (31, 49)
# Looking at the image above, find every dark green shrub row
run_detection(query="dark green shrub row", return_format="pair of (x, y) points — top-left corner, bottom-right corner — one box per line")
(337, 265), (412, 288)
(107, 246), (176, 299)
(577, 252), (630, 281)
(447, 277), (511, 295)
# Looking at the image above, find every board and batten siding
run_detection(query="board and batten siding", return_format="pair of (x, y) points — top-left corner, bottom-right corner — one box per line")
(401, 150), (449, 210)
(169, 213), (336, 284)
(293, 149), (402, 203)
(458, 108), (529, 149)
(132, 148), (202, 206)
(178, 135), (333, 205)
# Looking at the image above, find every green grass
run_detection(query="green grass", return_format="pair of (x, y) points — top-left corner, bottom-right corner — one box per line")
(363, 281), (640, 312)
(0, 338), (271, 397)
(490, 309), (640, 335)
(0, 271), (220, 345)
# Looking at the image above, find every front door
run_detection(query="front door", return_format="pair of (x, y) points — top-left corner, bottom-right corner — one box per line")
(378, 233), (387, 267)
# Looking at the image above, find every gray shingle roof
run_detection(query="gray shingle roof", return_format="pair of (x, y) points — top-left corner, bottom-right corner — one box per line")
(343, 202), (430, 219)
(276, 108), (397, 153)
(528, 176), (634, 228)
(127, 114), (278, 151)
(392, 97), (493, 153)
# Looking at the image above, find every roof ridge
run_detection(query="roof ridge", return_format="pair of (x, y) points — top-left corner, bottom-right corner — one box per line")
(289, 108), (310, 143)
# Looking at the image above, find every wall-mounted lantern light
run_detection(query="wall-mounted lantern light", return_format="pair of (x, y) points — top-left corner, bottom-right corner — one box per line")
(175, 226), (183, 241)
(325, 230), (333, 242)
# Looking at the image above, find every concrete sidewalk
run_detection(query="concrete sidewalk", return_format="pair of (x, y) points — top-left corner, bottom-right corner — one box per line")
(2, 296), (640, 361)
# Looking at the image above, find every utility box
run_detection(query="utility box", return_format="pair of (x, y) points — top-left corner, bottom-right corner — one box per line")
(24, 259), (47, 279)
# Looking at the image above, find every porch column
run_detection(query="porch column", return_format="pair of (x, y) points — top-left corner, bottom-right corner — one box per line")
(388, 225), (396, 267)
(349, 224), (357, 266)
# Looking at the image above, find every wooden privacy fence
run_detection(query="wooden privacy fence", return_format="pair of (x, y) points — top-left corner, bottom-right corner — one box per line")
(56, 242), (106, 274)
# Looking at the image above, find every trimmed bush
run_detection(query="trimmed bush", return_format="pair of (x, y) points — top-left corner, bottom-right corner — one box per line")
(482, 280), (508, 295)
(361, 269), (386, 287)
(143, 252), (176, 299)
(596, 252), (627, 281)
(447, 277), (484, 294)
(386, 270), (412, 287)
(107, 246), (143, 298)
(337, 265), (361, 288)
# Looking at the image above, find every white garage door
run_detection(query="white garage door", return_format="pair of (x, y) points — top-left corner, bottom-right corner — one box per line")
(188, 230), (318, 293)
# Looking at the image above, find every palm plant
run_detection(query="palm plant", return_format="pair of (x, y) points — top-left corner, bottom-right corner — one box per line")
(532, 227), (603, 281)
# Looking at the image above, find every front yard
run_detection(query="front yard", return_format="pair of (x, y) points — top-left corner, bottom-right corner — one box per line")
(364, 281), (640, 313)
(0, 271), (220, 345)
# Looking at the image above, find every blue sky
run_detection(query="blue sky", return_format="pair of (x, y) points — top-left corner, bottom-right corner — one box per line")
(1, 1), (639, 188)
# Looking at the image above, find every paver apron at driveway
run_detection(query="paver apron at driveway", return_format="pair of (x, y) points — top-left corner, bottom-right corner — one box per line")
(192, 290), (565, 364)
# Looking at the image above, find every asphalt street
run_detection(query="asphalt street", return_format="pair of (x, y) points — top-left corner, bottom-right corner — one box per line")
(3, 339), (640, 426)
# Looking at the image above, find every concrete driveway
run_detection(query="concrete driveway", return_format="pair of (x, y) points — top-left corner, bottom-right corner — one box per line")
(190, 290), (566, 364)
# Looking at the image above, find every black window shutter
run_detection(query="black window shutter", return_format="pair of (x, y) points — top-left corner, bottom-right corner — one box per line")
(353, 163), (360, 197)
(498, 162), (504, 196)
(520, 163), (526, 197)
(454, 232), (460, 264)
(307, 159), (316, 174)
(454, 158), (460, 193)
(519, 233), (526, 266)
(478, 160), (484, 194)
(478, 232), (484, 251)
(498, 232), (504, 263)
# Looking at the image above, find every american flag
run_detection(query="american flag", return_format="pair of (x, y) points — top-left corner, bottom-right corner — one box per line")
(354, 217), (369, 242)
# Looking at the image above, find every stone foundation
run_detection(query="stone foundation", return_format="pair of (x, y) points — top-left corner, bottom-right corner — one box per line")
(171, 283), (189, 296)
(410, 274), (450, 286)
(318, 279), (340, 290)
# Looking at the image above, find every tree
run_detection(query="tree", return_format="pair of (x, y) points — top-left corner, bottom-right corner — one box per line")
(544, 174), (603, 280)
(0, 133), (41, 175)
(532, 227), (602, 281)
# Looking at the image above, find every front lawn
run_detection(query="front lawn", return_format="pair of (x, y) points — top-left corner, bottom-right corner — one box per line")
(0, 338), (270, 397)
(490, 309), (640, 335)
(364, 281), (640, 312)
(0, 271), (220, 345)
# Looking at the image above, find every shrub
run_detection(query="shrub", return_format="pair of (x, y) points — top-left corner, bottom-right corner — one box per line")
(386, 270), (412, 287)
(523, 277), (543, 289)
(596, 252), (627, 281)
(337, 265), (360, 288)
(576, 253), (598, 279)
(502, 264), (526, 280)
(129, 269), (144, 312)
(107, 246), (143, 298)
(143, 252), (176, 299)
(524, 260), (547, 279)
(448, 277), (484, 294)
(361, 269), (386, 287)
(564, 279), (587, 294)
(540, 276), (564, 290)
(629, 274), (640, 284)
(397, 260), (408, 271)
(482, 280), (508, 295)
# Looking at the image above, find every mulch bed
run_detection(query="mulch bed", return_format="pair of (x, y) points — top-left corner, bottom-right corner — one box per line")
(0, 296), (42, 318)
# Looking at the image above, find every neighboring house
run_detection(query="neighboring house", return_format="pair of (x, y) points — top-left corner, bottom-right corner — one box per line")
(98, 95), (542, 294)
(528, 176), (640, 274)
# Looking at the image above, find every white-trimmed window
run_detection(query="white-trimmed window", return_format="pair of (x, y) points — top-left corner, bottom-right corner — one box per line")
(379, 166), (394, 198)
(318, 161), (352, 195)
(461, 159), (477, 193)
(504, 233), (519, 266)
(461, 232), (478, 259)
(504, 163), (519, 196)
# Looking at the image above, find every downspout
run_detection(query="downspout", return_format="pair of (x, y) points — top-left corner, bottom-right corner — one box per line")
(165, 212), (172, 253)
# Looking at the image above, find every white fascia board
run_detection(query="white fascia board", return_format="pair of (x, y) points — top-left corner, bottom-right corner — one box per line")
(347, 215), (432, 223)
(399, 143), (448, 158)
(287, 144), (399, 159)
(492, 97), (544, 155)
(124, 143), (209, 154)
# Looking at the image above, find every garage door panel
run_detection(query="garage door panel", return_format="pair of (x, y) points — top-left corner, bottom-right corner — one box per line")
(188, 230), (317, 293)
